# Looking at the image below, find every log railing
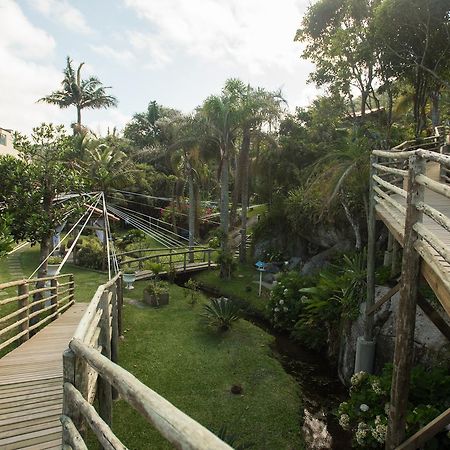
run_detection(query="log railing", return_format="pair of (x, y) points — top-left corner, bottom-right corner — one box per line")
(0, 273), (75, 353)
(62, 272), (231, 449)
(121, 247), (214, 273)
(370, 143), (450, 447)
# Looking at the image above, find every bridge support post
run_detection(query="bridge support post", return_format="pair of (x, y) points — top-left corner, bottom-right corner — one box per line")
(385, 155), (425, 449)
(17, 283), (29, 344)
(98, 291), (113, 427)
(111, 281), (119, 401)
(50, 278), (58, 320)
(63, 348), (84, 444)
(117, 275), (123, 337)
(384, 231), (394, 267)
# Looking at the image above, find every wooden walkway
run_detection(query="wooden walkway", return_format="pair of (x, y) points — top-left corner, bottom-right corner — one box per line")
(0, 304), (87, 450)
(375, 162), (450, 315)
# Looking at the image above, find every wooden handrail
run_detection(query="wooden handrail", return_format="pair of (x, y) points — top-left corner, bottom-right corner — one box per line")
(67, 338), (232, 450)
(0, 274), (75, 353)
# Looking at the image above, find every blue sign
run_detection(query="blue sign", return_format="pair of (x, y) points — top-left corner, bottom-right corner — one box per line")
(255, 260), (266, 270)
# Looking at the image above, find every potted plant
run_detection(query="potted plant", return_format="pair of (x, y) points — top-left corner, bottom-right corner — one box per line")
(143, 281), (169, 307)
(123, 268), (136, 290)
(47, 255), (63, 276)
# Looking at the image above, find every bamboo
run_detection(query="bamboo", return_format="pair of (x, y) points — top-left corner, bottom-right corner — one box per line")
(373, 163), (408, 177)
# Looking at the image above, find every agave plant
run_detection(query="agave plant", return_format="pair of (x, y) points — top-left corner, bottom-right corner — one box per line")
(202, 297), (240, 331)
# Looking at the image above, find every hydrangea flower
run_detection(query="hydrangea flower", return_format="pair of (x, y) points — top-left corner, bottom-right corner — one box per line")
(360, 403), (369, 412)
(355, 422), (369, 446)
(351, 371), (367, 387)
(338, 414), (350, 430)
(279, 299), (284, 305)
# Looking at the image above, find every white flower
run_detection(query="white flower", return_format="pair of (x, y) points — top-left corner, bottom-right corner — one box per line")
(351, 371), (367, 387)
(279, 299), (284, 305)
(274, 307), (280, 312)
(338, 414), (350, 430)
(356, 422), (369, 445)
(372, 423), (387, 443)
(283, 307), (288, 312)
(371, 379), (382, 395)
(360, 404), (369, 412)
(283, 288), (288, 295)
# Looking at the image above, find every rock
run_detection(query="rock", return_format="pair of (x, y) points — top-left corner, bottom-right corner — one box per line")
(301, 242), (351, 276)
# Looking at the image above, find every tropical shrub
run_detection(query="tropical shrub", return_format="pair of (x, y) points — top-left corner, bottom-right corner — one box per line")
(144, 281), (169, 297)
(267, 271), (312, 331)
(184, 278), (200, 306)
(338, 364), (450, 449)
(202, 297), (240, 331)
(216, 251), (237, 278)
(77, 237), (104, 269)
(48, 255), (63, 265)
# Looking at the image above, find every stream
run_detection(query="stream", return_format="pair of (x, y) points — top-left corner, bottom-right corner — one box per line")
(181, 279), (352, 450)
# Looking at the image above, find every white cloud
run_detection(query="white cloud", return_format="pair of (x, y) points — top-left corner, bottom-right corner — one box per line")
(124, 0), (308, 75)
(90, 45), (135, 65)
(126, 31), (171, 69)
(30, 0), (92, 35)
(0, 1), (72, 133)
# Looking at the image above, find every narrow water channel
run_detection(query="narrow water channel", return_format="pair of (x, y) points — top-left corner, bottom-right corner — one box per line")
(180, 278), (352, 449)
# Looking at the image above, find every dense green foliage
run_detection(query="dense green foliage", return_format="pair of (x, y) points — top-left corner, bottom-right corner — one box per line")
(338, 364), (450, 448)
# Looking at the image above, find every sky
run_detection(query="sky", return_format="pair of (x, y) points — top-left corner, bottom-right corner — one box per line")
(0, 0), (318, 135)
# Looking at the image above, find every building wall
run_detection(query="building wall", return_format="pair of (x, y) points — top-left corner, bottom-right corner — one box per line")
(0, 128), (19, 158)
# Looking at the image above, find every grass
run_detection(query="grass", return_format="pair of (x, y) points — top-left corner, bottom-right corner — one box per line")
(112, 281), (303, 449)
(1, 247), (304, 449)
(194, 263), (272, 320)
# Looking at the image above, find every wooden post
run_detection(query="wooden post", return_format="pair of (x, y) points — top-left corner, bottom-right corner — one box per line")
(208, 249), (211, 268)
(117, 275), (123, 337)
(50, 278), (58, 320)
(391, 240), (401, 277)
(17, 283), (29, 344)
(384, 231), (394, 267)
(69, 274), (75, 303)
(111, 284), (119, 401)
(183, 252), (187, 271)
(385, 155), (425, 450)
(62, 348), (83, 445)
(97, 291), (113, 428)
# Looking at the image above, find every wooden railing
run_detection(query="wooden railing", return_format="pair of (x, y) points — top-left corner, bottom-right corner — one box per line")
(370, 141), (450, 447)
(121, 247), (214, 273)
(61, 273), (231, 449)
(0, 273), (75, 353)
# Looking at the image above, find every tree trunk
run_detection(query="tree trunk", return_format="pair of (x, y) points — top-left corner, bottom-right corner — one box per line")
(239, 128), (251, 262)
(188, 163), (195, 263)
(77, 107), (82, 127)
(341, 200), (361, 250)
(430, 90), (440, 128)
(219, 149), (230, 278)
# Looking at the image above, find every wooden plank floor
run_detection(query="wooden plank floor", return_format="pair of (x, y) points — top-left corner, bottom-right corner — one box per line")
(0, 303), (87, 450)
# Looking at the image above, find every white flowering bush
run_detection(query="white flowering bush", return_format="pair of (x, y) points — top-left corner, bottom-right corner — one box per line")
(267, 271), (311, 331)
(338, 364), (450, 449)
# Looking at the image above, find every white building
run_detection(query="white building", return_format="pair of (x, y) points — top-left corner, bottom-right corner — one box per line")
(0, 127), (19, 158)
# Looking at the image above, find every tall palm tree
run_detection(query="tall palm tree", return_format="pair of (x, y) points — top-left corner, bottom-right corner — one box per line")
(39, 57), (118, 129)
(200, 93), (241, 273)
(224, 79), (285, 261)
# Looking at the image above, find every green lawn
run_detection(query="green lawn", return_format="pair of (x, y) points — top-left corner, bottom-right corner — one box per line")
(194, 263), (272, 320)
(112, 281), (303, 449)
(1, 248), (303, 449)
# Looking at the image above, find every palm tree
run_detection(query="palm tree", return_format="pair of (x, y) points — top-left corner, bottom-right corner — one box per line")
(224, 79), (284, 261)
(200, 93), (241, 275)
(39, 57), (118, 130)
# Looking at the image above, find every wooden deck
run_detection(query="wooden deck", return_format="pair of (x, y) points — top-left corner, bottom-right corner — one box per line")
(375, 162), (450, 316)
(0, 303), (87, 450)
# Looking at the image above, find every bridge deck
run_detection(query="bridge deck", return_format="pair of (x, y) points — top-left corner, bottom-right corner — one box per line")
(376, 169), (450, 316)
(0, 303), (87, 450)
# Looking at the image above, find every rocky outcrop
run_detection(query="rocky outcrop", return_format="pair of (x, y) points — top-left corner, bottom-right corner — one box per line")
(339, 286), (450, 384)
